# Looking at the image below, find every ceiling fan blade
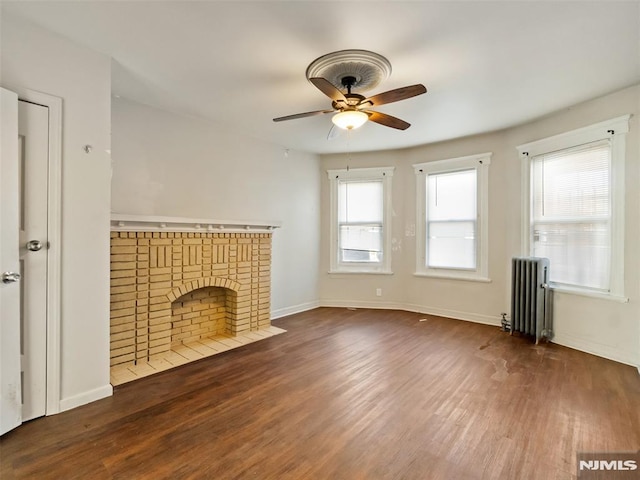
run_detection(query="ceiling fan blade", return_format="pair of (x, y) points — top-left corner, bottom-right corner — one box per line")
(309, 77), (347, 103)
(365, 111), (411, 130)
(359, 84), (427, 108)
(273, 109), (333, 122)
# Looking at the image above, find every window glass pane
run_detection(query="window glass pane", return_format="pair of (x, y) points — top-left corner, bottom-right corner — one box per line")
(339, 225), (382, 263)
(427, 169), (476, 220)
(533, 142), (610, 219)
(428, 221), (476, 269)
(338, 180), (383, 223)
(533, 222), (609, 290)
(426, 169), (477, 269)
(531, 140), (611, 290)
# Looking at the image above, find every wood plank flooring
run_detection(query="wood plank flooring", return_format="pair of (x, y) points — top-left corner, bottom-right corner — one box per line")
(1, 308), (639, 479)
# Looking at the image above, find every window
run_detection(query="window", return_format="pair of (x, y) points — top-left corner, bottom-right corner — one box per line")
(414, 153), (491, 281)
(518, 115), (629, 299)
(427, 169), (477, 269)
(328, 167), (394, 273)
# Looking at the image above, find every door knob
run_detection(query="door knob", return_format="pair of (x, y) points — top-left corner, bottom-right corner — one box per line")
(26, 240), (43, 252)
(1, 272), (21, 284)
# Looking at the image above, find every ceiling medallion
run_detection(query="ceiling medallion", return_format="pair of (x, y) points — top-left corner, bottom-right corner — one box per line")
(305, 49), (392, 93)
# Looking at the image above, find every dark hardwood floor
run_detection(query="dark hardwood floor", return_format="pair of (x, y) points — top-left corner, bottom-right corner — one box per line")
(1, 308), (639, 479)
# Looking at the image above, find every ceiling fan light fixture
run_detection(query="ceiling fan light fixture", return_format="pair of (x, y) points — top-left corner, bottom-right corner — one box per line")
(332, 110), (368, 130)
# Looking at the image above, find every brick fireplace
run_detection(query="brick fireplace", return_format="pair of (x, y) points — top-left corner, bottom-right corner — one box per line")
(109, 216), (281, 383)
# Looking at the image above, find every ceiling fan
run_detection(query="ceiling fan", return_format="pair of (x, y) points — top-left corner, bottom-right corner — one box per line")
(273, 76), (427, 131)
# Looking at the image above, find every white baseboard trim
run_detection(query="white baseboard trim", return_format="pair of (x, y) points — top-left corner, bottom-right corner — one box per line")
(319, 300), (501, 327)
(320, 299), (403, 311)
(59, 384), (113, 413)
(402, 303), (501, 327)
(550, 332), (638, 368)
(271, 300), (321, 320)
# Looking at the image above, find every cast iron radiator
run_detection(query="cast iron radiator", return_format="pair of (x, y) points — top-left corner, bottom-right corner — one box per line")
(510, 257), (552, 343)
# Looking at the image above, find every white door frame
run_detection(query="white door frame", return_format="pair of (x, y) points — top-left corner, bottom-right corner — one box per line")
(15, 88), (62, 416)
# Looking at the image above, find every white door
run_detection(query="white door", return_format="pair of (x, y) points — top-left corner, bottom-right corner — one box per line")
(18, 100), (49, 422)
(0, 88), (22, 435)
(1, 91), (54, 435)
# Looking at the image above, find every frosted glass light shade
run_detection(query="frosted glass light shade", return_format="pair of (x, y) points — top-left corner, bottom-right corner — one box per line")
(332, 110), (368, 130)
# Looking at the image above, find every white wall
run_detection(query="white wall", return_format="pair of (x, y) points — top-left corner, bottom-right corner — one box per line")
(320, 85), (640, 367)
(1, 13), (113, 409)
(111, 98), (321, 317)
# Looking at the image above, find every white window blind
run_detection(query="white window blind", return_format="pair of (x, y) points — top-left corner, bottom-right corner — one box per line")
(531, 139), (611, 291)
(338, 180), (383, 263)
(426, 169), (477, 269)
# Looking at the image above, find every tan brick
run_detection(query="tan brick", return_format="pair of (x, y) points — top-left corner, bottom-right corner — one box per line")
(111, 262), (136, 271)
(111, 284), (137, 295)
(150, 288), (169, 298)
(149, 316), (171, 326)
(110, 336), (135, 350)
(111, 277), (136, 288)
(111, 238), (137, 246)
(147, 295), (166, 305)
(150, 239), (172, 246)
(172, 319), (192, 329)
(149, 345), (171, 356)
(111, 315), (135, 329)
(111, 269), (136, 279)
(149, 337), (171, 348)
(182, 238), (202, 245)
(110, 355), (134, 367)
(172, 306), (192, 315)
(149, 309), (170, 319)
(149, 303), (168, 313)
(110, 323), (134, 335)
(111, 292), (137, 303)
(149, 330), (171, 341)
(149, 274), (171, 283)
(111, 254), (137, 263)
(110, 345), (135, 358)
(111, 300), (136, 311)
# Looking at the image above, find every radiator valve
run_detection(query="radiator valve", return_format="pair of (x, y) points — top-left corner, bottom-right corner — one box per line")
(500, 312), (510, 331)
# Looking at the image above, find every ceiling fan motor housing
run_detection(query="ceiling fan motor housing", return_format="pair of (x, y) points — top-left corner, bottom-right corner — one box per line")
(341, 75), (356, 88)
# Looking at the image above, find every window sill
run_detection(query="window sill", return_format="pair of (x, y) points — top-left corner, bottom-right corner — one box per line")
(413, 272), (492, 283)
(328, 270), (394, 276)
(551, 285), (629, 303)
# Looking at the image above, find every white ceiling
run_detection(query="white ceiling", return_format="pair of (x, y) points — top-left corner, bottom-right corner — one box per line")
(3, 1), (639, 154)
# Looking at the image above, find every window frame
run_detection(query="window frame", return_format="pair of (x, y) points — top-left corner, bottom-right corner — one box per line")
(327, 166), (394, 274)
(517, 115), (630, 301)
(413, 152), (491, 282)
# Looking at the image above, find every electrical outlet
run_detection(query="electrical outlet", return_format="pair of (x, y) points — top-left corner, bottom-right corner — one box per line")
(376, 288), (382, 297)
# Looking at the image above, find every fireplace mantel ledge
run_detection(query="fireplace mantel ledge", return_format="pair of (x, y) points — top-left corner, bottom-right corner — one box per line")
(111, 214), (282, 233)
